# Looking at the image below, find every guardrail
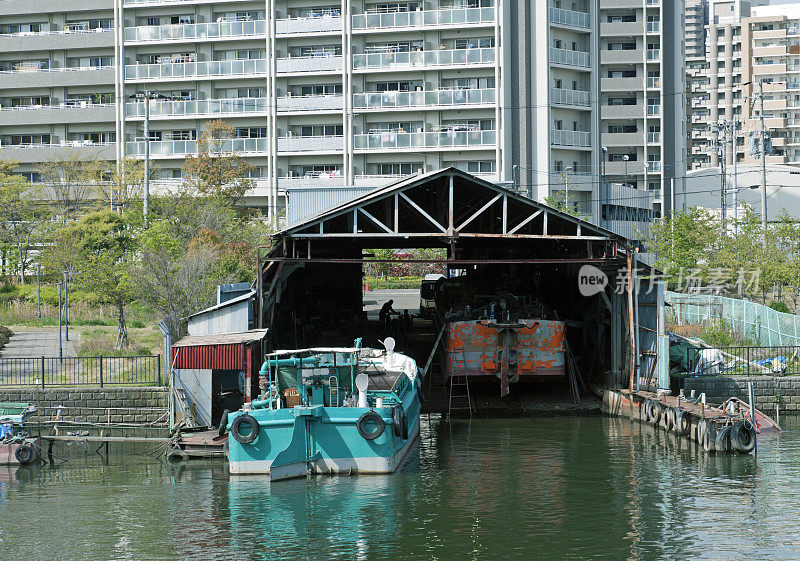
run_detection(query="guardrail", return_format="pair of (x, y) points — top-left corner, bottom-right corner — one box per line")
(0, 356), (162, 387)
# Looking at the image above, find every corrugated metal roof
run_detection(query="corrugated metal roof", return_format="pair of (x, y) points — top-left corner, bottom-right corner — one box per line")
(286, 185), (375, 225)
(186, 290), (255, 319)
(173, 329), (269, 348)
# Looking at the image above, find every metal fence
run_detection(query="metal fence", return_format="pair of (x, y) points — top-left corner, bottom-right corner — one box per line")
(0, 356), (162, 387)
(687, 345), (800, 377)
(667, 291), (800, 347)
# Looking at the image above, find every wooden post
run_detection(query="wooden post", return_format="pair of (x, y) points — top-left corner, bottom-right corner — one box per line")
(627, 252), (636, 393)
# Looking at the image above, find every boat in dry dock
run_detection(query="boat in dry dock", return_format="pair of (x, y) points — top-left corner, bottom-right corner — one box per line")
(224, 339), (422, 479)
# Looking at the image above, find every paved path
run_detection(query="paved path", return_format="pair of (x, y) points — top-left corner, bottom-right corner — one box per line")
(1, 330), (78, 358)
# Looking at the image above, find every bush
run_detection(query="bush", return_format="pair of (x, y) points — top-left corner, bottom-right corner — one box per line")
(363, 276), (422, 290)
(769, 300), (792, 314)
(0, 325), (13, 352)
(699, 319), (758, 347)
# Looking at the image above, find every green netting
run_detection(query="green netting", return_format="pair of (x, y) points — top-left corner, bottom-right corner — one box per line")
(273, 366), (356, 394)
(666, 291), (800, 346)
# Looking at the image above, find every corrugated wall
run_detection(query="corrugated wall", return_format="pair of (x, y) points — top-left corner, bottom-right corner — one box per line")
(286, 186), (375, 225)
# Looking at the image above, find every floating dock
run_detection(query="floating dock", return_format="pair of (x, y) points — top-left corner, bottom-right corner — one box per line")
(603, 388), (778, 454)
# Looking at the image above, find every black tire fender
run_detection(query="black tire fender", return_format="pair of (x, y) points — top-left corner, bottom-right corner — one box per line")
(230, 413), (260, 444)
(730, 421), (757, 454)
(166, 447), (189, 463)
(715, 425), (734, 453)
(218, 409), (230, 437)
(356, 411), (385, 441)
(392, 406), (403, 438)
(646, 400), (662, 425)
(15, 444), (37, 465)
(673, 408), (691, 436)
(662, 407), (676, 431)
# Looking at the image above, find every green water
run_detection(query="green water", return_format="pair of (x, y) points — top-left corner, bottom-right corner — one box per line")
(1, 415), (799, 561)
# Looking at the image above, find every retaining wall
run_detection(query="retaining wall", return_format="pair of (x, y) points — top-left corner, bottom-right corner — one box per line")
(0, 387), (169, 425)
(683, 376), (799, 413)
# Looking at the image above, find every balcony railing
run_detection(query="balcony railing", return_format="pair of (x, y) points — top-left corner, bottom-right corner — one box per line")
(647, 105), (660, 116)
(278, 94), (343, 111)
(353, 88), (495, 110)
(126, 138), (268, 157)
(352, 7), (494, 30)
(126, 97), (268, 118)
(550, 87), (590, 107)
(647, 77), (661, 88)
(275, 15), (343, 34)
(646, 49), (661, 61)
(125, 58), (267, 80)
(647, 21), (660, 33)
(549, 7), (591, 29)
(0, 65), (112, 75)
(647, 161), (661, 172)
(550, 47), (591, 68)
(550, 129), (591, 148)
(353, 129), (495, 150)
(647, 132), (661, 143)
(277, 136), (343, 152)
(352, 47), (494, 70)
(276, 55), (343, 74)
(124, 20), (266, 43)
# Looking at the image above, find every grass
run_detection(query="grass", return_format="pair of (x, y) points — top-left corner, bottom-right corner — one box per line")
(77, 327), (162, 357)
(0, 298), (152, 329)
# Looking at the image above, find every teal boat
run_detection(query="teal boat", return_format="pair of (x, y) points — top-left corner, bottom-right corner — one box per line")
(226, 339), (423, 480)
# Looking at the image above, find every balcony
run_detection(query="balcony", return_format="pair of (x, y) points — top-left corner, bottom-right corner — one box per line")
(550, 87), (590, 107)
(125, 59), (267, 81)
(277, 136), (343, 152)
(550, 129), (591, 148)
(549, 7), (590, 30)
(752, 63), (786, 75)
(126, 138), (268, 157)
(124, 20), (266, 44)
(604, 160), (646, 175)
(601, 21), (640, 36)
(600, 49), (642, 65)
(647, 77), (660, 89)
(0, 142), (115, 163)
(279, 175), (345, 189)
(646, 105), (660, 116)
(647, 161), (661, 172)
(601, 77), (642, 91)
(352, 7), (494, 31)
(647, 132), (661, 143)
(353, 47), (494, 71)
(599, 0), (644, 8)
(276, 55), (342, 74)
(126, 97), (268, 119)
(603, 132), (642, 146)
(0, 65), (114, 87)
(646, 49), (660, 61)
(647, 21), (660, 33)
(0, 103), (115, 126)
(764, 99), (788, 111)
(353, 88), (495, 111)
(753, 45), (787, 57)
(753, 29), (787, 40)
(278, 95), (343, 112)
(353, 130), (495, 151)
(550, 47), (591, 69)
(276, 15), (343, 35)
(601, 103), (644, 119)
(0, 28), (113, 51)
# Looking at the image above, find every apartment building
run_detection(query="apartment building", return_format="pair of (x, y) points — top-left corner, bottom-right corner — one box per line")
(0, 0), (683, 225)
(688, 0), (800, 171)
(597, 0), (686, 221)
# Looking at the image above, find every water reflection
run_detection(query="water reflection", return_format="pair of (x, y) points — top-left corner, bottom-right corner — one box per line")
(1, 416), (800, 560)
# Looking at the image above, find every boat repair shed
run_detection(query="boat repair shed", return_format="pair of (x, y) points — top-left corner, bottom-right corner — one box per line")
(170, 329), (268, 428)
(255, 168), (667, 401)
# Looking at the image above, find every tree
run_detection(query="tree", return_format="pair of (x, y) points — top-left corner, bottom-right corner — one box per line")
(37, 150), (109, 221)
(181, 120), (255, 203)
(104, 157), (159, 212)
(0, 160), (45, 284)
(59, 210), (136, 348)
(646, 207), (716, 289)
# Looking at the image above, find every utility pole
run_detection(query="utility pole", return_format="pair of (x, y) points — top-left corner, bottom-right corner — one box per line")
(732, 118), (739, 235)
(63, 270), (69, 341)
(143, 94), (150, 226)
(717, 123), (727, 223)
(57, 281), (63, 361)
(758, 80), (768, 234)
(36, 263), (41, 320)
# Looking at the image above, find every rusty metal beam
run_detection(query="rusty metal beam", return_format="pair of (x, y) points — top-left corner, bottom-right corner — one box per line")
(286, 232), (611, 241)
(267, 257), (624, 265)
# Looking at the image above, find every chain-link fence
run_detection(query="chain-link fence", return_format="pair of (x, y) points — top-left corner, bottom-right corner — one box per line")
(667, 292), (800, 347)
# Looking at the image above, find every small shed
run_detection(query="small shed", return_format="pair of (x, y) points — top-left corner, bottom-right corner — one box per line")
(187, 290), (255, 336)
(170, 329), (268, 428)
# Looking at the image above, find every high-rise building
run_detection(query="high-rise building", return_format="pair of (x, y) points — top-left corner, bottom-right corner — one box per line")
(688, 0), (800, 171)
(0, 0), (683, 226)
(598, 0), (686, 221)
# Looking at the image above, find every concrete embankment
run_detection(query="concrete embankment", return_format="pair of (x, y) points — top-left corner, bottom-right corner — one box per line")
(683, 376), (800, 414)
(0, 387), (168, 427)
